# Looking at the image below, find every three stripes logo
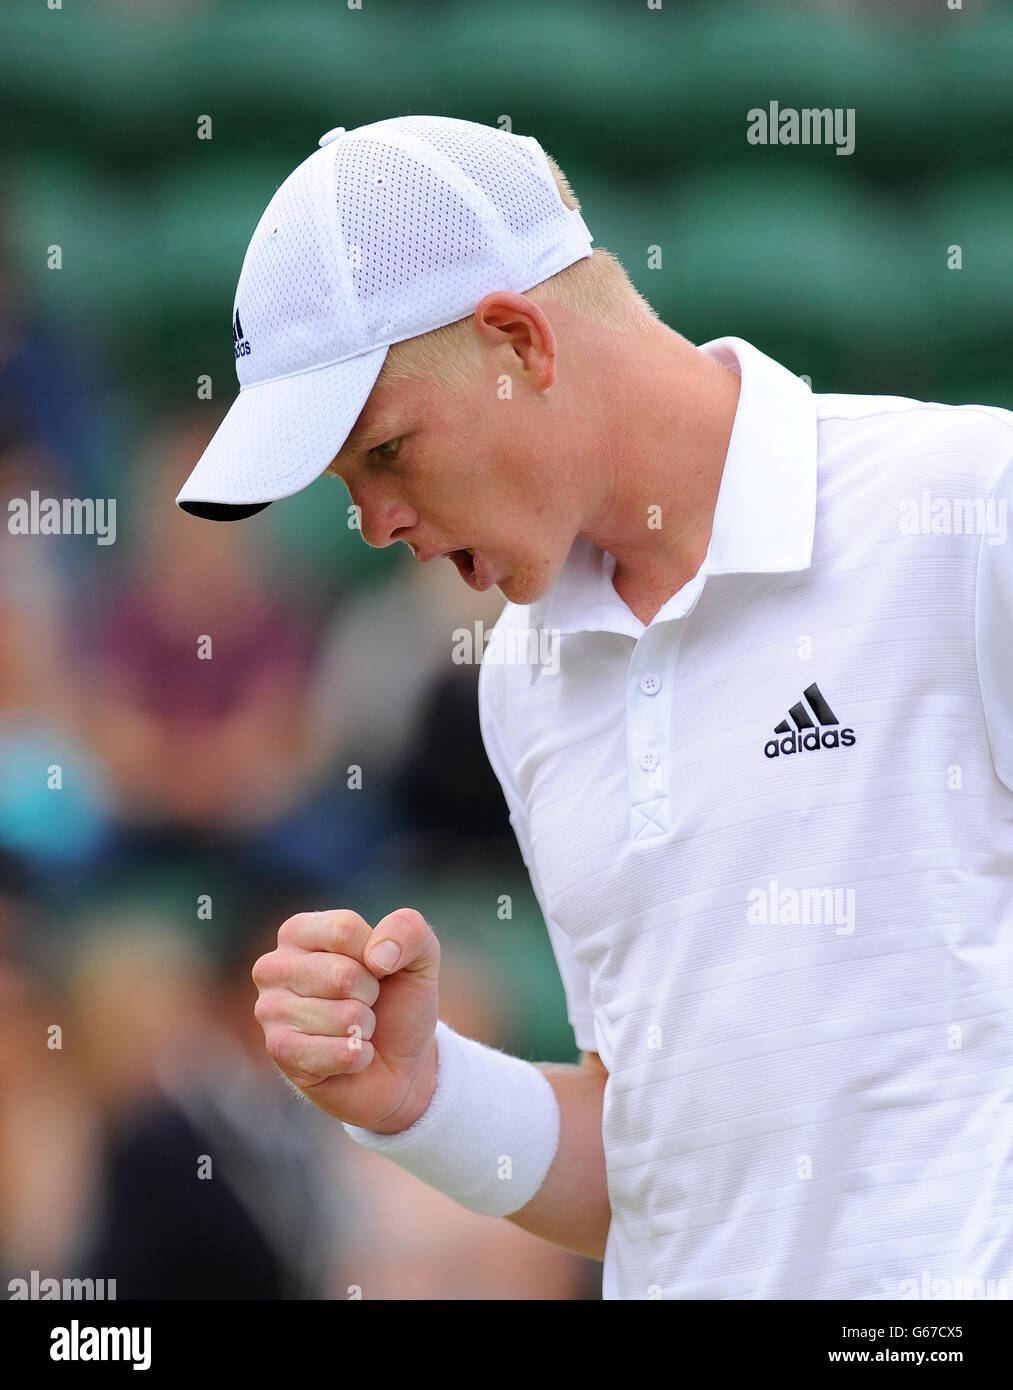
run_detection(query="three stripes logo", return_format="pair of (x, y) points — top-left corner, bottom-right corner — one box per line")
(764, 683), (856, 759)
(233, 307), (251, 359)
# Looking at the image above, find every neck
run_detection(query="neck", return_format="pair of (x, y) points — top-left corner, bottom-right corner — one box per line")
(581, 327), (741, 603)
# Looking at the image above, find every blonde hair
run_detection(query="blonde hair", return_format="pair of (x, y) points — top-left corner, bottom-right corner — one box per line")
(373, 150), (661, 396)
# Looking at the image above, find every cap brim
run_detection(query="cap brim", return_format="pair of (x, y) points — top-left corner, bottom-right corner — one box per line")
(175, 346), (388, 520)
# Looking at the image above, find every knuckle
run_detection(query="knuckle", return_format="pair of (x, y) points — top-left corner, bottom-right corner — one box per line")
(277, 911), (317, 945)
(262, 1025), (293, 1070)
(345, 1037), (374, 1072)
(392, 908), (433, 955)
(330, 955), (357, 998)
(270, 1028), (318, 1080)
(394, 906), (428, 934)
(343, 999), (374, 1039)
(332, 908), (369, 938)
(411, 916), (440, 971)
(413, 909), (439, 950)
(326, 910), (370, 960)
(250, 952), (275, 988)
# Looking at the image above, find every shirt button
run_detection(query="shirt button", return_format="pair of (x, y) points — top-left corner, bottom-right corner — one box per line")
(640, 750), (660, 771)
(639, 673), (662, 696)
(318, 126), (347, 147)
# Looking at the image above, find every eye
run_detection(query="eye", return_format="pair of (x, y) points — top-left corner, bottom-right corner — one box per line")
(371, 436), (402, 460)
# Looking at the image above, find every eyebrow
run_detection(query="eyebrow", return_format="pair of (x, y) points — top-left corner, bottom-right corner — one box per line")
(350, 415), (404, 453)
(327, 416), (402, 475)
(355, 411), (402, 444)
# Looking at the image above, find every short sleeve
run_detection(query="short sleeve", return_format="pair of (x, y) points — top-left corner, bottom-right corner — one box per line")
(477, 658), (596, 1053)
(975, 455), (1013, 792)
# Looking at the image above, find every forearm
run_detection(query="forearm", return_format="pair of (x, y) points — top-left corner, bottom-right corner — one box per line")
(505, 1062), (610, 1262)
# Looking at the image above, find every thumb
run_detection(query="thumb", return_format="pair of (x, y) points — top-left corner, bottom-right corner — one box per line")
(365, 908), (440, 980)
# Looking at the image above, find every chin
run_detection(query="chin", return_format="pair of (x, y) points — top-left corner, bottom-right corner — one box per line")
(496, 564), (555, 607)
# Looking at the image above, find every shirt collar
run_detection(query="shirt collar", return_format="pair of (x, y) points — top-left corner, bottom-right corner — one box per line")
(532, 335), (818, 638)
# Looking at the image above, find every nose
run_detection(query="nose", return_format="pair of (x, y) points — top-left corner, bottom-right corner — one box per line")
(353, 483), (419, 551)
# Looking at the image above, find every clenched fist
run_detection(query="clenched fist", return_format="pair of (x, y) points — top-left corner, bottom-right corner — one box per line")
(252, 908), (440, 1134)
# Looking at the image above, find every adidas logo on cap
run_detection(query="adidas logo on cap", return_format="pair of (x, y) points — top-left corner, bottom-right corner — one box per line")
(764, 683), (856, 758)
(233, 307), (251, 359)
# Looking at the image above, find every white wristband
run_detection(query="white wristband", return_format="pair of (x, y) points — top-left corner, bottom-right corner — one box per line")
(341, 1020), (561, 1218)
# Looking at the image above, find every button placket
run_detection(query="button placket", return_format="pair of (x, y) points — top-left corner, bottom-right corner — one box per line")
(626, 624), (679, 841)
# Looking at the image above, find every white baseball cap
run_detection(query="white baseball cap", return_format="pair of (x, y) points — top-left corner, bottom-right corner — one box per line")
(175, 114), (594, 520)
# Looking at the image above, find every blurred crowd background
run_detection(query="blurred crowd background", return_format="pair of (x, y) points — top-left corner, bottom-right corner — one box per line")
(1, 0), (1010, 1300)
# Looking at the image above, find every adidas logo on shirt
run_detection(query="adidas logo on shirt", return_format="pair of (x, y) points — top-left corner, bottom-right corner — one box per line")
(764, 682), (856, 758)
(233, 308), (251, 359)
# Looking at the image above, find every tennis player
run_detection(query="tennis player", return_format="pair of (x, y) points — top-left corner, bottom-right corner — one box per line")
(177, 116), (1013, 1300)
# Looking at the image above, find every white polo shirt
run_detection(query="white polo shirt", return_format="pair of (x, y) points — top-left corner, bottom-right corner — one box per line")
(478, 335), (1013, 1300)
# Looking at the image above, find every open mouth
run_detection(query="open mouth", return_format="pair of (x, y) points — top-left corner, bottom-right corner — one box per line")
(449, 547), (477, 585)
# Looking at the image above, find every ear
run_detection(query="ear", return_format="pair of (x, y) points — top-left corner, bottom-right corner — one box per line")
(471, 291), (556, 391)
